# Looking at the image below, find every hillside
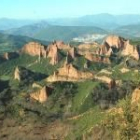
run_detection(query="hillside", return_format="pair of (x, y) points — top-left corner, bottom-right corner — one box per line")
(113, 24), (140, 38)
(0, 35), (140, 139)
(2, 25), (108, 42)
(0, 33), (49, 53)
(0, 18), (38, 30)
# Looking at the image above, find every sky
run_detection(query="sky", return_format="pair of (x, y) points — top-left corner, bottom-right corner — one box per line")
(0, 0), (140, 19)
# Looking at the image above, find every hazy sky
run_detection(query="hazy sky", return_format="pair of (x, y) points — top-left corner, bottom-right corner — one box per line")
(0, 0), (140, 19)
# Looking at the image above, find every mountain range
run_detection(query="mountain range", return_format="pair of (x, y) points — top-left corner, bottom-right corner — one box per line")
(0, 13), (140, 42)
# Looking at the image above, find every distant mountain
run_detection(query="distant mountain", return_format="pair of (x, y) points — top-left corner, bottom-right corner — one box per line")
(47, 14), (140, 30)
(0, 33), (49, 53)
(2, 21), (50, 37)
(2, 25), (108, 42)
(113, 24), (140, 38)
(1, 13), (140, 41)
(1, 14), (140, 31)
(0, 18), (40, 30)
(33, 26), (108, 42)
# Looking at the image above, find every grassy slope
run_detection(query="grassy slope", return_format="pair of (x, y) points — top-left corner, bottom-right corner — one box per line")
(66, 106), (106, 139)
(72, 81), (99, 113)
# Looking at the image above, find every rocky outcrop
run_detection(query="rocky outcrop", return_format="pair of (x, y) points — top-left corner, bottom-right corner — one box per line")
(99, 69), (112, 75)
(21, 42), (47, 58)
(78, 42), (99, 53)
(13, 66), (45, 83)
(30, 86), (48, 103)
(94, 75), (112, 84)
(121, 40), (139, 60)
(84, 52), (111, 64)
(104, 35), (139, 60)
(77, 42), (111, 64)
(47, 43), (59, 65)
(55, 41), (71, 50)
(104, 35), (125, 49)
(32, 83), (42, 88)
(131, 88), (140, 104)
(14, 67), (20, 81)
(46, 63), (94, 82)
(3, 52), (19, 60)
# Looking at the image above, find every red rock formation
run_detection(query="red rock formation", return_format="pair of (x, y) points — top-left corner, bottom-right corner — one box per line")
(121, 40), (139, 60)
(55, 41), (71, 50)
(84, 52), (110, 64)
(78, 42), (99, 51)
(21, 42), (47, 58)
(104, 35), (125, 49)
(30, 86), (48, 103)
(46, 63), (93, 82)
(104, 35), (139, 60)
(47, 43), (59, 65)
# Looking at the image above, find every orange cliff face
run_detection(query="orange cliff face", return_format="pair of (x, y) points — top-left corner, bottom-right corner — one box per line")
(121, 40), (139, 60)
(21, 42), (47, 57)
(104, 35), (139, 60)
(104, 35), (126, 49)
(55, 41), (71, 50)
(46, 63), (94, 82)
(78, 42), (99, 55)
(21, 41), (73, 65)
(77, 42), (111, 64)
(30, 86), (49, 103)
(46, 41), (75, 65)
(47, 43), (59, 65)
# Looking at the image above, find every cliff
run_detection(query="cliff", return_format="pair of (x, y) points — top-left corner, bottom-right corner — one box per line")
(47, 43), (59, 65)
(21, 42), (47, 58)
(104, 35), (125, 49)
(121, 40), (139, 60)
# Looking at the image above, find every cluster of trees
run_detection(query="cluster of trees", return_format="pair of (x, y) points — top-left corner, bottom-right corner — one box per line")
(92, 81), (136, 109)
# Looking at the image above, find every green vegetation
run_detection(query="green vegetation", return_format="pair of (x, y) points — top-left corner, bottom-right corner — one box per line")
(72, 81), (99, 113)
(0, 33), (49, 53)
(1, 34), (140, 139)
(103, 96), (140, 139)
(3, 25), (107, 42)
